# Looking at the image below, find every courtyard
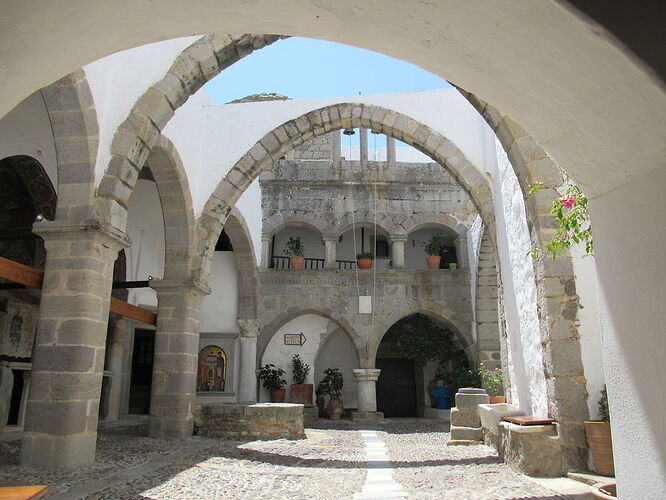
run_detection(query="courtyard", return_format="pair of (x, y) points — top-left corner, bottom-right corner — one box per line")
(0, 419), (590, 499)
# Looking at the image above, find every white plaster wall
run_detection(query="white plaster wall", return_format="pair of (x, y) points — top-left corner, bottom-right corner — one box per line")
(467, 216), (484, 344)
(315, 328), (359, 410)
(200, 252), (240, 333)
(260, 314), (327, 403)
(125, 179), (164, 308)
(591, 169), (666, 497)
(0, 91), (58, 189)
(492, 137), (548, 416)
(234, 178), (262, 264)
(570, 245), (605, 419)
(84, 36), (200, 184)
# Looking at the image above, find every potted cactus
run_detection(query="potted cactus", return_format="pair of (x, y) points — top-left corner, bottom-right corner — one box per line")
(356, 252), (374, 269)
(284, 236), (305, 270)
(290, 354), (313, 407)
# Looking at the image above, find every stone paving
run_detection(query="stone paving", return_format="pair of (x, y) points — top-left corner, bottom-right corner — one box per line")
(0, 419), (577, 499)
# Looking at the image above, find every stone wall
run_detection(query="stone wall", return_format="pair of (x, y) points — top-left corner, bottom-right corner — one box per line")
(195, 403), (305, 440)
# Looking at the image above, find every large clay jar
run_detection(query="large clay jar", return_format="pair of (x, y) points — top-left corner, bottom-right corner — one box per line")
(585, 421), (615, 476)
(316, 396), (326, 417)
(291, 383), (314, 407)
(357, 258), (373, 269)
(327, 397), (344, 420)
(426, 256), (441, 269)
(290, 256), (305, 270)
(270, 389), (286, 403)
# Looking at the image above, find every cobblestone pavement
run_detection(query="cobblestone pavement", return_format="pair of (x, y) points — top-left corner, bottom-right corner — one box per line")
(0, 419), (572, 499)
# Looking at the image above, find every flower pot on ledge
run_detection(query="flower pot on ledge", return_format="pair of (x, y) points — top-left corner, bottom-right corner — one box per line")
(290, 256), (304, 270)
(426, 256), (441, 269)
(357, 258), (373, 269)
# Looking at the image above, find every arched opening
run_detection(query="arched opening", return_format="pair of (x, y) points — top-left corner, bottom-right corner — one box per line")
(405, 224), (459, 270)
(376, 313), (470, 418)
(270, 222), (323, 269)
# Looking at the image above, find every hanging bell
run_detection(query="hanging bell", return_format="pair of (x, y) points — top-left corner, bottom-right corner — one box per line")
(342, 128), (355, 136)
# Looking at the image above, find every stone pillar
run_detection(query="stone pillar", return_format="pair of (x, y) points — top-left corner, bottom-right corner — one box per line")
(260, 235), (272, 270)
(149, 278), (210, 439)
(387, 136), (396, 166)
(353, 369), (381, 412)
(332, 131), (342, 167)
(454, 235), (468, 269)
(322, 235), (338, 269)
(449, 388), (489, 444)
(238, 319), (260, 403)
(389, 235), (407, 268)
(103, 316), (126, 422)
(360, 128), (368, 168)
(21, 220), (129, 468)
(0, 362), (13, 428)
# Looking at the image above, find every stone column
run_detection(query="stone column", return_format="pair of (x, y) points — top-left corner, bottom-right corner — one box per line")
(103, 316), (126, 422)
(360, 128), (368, 168)
(322, 235), (338, 269)
(353, 369), (381, 412)
(389, 235), (407, 268)
(238, 319), (260, 403)
(0, 362), (13, 428)
(454, 235), (468, 269)
(387, 136), (396, 166)
(149, 278), (210, 439)
(260, 235), (272, 270)
(332, 131), (342, 167)
(21, 220), (129, 468)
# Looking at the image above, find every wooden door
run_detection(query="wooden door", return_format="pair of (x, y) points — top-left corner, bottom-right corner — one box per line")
(376, 358), (417, 417)
(129, 329), (155, 414)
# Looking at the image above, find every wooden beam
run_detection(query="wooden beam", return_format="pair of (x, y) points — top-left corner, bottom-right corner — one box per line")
(0, 256), (156, 326)
(0, 256), (43, 288)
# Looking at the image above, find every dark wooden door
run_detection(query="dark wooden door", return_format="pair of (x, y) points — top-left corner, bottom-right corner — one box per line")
(376, 358), (417, 417)
(129, 329), (155, 414)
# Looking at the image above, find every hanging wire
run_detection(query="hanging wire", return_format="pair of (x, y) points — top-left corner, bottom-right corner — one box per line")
(348, 129), (361, 298)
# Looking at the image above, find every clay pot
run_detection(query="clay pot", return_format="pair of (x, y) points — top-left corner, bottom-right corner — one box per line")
(591, 482), (616, 499)
(326, 397), (344, 420)
(291, 383), (314, 407)
(316, 396), (326, 417)
(489, 396), (506, 404)
(270, 389), (286, 403)
(585, 421), (614, 476)
(357, 258), (373, 269)
(426, 256), (441, 269)
(290, 256), (305, 270)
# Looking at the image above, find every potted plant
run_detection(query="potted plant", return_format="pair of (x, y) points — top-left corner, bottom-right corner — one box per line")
(423, 233), (444, 269)
(258, 363), (287, 403)
(449, 262), (458, 270)
(479, 363), (505, 403)
(290, 354), (313, 407)
(585, 386), (614, 476)
(284, 236), (305, 270)
(315, 381), (328, 417)
(321, 368), (344, 420)
(356, 251), (374, 269)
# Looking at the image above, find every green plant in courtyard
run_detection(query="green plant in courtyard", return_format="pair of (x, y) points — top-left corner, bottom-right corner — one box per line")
(291, 354), (310, 385)
(388, 313), (465, 366)
(436, 367), (482, 394)
(479, 363), (504, 396)
(283, 236), (304, 257)
(422, 233), (445, 256)
(356, 251), (374, 260)
(598, 385), (610, 423)
(320, 368), (344, 398)
(528, 180), (593, 260)
(257, 364), (287, 391)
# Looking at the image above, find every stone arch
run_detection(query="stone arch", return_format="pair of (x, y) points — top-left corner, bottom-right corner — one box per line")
(398, 212), (467, 237)
(224, 208), (258, 320)
(95, 34), (283, 229)
(332, 212), (396, 239)
(40, 69), (98, 221)
(143, 135), (194, 280)
(262, 212), (331, 237)
(257, 306), (364, 367)
(194, 103), (496, 282)
(368, 305), (473, 368)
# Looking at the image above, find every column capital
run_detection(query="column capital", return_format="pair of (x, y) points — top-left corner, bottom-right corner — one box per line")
(388, 234), (408, 244)
(150, 277), (211, 296)
(261, 234), (272, 242)
(238, 318), (260, 338)
(353, 368), (381, 382)
(322, 234), (339, 242)
(33, 218), (130, 250)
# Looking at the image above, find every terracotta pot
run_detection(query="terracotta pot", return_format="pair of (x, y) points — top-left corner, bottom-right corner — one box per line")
(585, 421), (615, 476)
(591, 482), (616, 499)
(489, 396), (506, 404)
(327, 397), (344, 420)
(316, 396), (326, 417)
(291, 383), (314, 407)
(270, 388), (286, 403)
(290, 256), (305, 270)
(357, 258), (373, 269)
(426, 256), (441, 269)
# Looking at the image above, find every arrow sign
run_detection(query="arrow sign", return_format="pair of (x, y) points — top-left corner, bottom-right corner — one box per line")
(284, 332), (307, 346)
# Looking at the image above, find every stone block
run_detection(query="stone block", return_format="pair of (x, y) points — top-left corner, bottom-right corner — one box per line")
(352, 411), (384, 423)
(498, 422), (562, 477)
(450, 407), (480, 427)
(450, 426), (484, 441)
(454, 392), (489, 409)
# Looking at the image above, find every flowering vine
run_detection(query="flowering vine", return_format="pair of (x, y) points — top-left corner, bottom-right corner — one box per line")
(528, 180), (593, 260)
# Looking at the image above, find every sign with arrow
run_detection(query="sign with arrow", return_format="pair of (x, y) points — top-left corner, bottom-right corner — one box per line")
(284, 332), (307, 346)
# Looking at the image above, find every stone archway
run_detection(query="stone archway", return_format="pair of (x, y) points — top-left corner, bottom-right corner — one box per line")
(224, 209), (258, 321)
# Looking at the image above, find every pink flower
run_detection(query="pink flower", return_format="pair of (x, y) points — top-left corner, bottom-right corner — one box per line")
(560, 195), (576, 208)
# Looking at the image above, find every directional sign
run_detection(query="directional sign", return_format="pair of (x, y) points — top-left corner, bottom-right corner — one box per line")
(284, 332), (307, 346)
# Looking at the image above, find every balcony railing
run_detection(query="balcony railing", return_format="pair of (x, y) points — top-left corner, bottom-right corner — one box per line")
(271, 256), (357, 270)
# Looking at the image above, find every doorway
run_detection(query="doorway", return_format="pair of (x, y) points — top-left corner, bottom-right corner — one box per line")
(128, 329), (155, 414)
(376, 357), (417, 418)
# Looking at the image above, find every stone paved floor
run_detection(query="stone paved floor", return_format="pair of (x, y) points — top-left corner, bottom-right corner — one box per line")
(0, 419), (578, 499)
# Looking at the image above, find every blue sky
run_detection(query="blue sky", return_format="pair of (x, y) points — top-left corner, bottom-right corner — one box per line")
(204, 37), (450, 104)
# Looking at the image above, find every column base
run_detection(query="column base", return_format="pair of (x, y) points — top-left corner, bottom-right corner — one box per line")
(20, 432), (97, 468)
(148, 415), (194, 439)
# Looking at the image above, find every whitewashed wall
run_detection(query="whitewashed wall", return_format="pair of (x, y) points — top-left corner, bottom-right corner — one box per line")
(200, 252), (240, 333)
(467, 216), (484, 344)
(315, 328), (359, 409)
